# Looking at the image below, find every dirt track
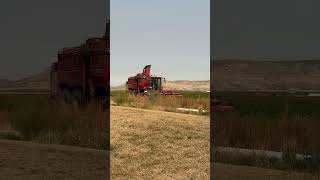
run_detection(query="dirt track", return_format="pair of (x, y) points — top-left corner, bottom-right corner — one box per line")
(0, 139), (108, 180)
(213, 163), (318, 180)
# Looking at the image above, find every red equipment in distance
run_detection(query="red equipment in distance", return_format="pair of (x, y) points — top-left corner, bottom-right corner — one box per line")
(127, 65), (161, 94)
(127, 65), (181, 96)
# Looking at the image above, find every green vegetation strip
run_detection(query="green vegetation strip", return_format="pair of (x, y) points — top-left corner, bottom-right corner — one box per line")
(110, 90), (210, 116)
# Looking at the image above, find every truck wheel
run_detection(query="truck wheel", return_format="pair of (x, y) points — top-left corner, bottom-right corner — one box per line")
(72, 89), (85, 106)
(62, 88), (72, 104)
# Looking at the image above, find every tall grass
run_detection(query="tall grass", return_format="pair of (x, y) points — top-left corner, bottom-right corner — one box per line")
(213, 92), (320, 171)
(111, 90), (210, 115)
(0, 94), (107, 149)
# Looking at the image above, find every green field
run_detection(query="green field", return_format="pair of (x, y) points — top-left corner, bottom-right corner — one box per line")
(0, 94), (107, 149)
(110, 90), (210, 116)
(213, 92), (320, 172)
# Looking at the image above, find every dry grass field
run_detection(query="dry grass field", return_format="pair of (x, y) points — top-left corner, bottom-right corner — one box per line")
(1, 137), (316, 180)
(1, 92), (319, 179)
(110, 106), (210, 179)
(110, 106), (318, 179)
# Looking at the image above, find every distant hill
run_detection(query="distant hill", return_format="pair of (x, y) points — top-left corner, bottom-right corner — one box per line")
(0, 68), (50, 91)
(1, 68), (210, 92)
(0, 79), (10, 88)
(111, 84), (126, 91)
(211, 60), (320, 91)
(4, 60), (320, 92)
(163, 80), (210, 92)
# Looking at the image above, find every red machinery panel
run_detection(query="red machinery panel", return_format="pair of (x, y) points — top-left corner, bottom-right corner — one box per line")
(51, 20), (110, 101)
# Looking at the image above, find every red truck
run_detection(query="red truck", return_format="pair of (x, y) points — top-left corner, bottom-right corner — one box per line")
(50, 21), (110, 104)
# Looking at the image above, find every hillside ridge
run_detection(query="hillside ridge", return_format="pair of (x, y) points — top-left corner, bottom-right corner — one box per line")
(211, 60), (320, 91)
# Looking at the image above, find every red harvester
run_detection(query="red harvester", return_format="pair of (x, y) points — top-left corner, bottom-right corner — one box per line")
(126, 65), (182, 96)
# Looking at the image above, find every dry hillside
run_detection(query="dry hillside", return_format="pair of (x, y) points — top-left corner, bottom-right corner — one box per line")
(163, 80), (209, 91)
(0, 68), (50, 91)
(1, 68), (209, 92)
(212, 60), (320, 91)
(110, 84), (126, 91)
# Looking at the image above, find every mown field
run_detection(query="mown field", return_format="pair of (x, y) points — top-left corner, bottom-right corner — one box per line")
(0, 94), (107, 149)
(110, 90), (210, 116)
(110, 106), (210, 179)
(213, 92), (320, 172)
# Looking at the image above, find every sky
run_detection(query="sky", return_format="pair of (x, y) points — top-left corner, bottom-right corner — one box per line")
(4, 1), (318, 83)
(0, 0), (108, 80)
(212, 0), (320, 60)
(111, 0), (210, 86)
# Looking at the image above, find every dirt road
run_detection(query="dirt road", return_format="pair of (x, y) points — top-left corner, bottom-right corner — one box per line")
(0, 139), (108, 180)
(213, 163), (318, 180)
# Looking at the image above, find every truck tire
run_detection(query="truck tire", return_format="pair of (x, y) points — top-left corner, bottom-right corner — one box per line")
(62, 88), (72, 104)
(72, 89), (85, 106)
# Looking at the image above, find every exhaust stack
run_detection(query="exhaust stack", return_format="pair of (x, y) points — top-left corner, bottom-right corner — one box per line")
(143, 65), (151, 77)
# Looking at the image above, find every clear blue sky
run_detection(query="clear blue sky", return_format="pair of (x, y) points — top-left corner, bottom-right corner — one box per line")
(111, 0), (210, 86)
